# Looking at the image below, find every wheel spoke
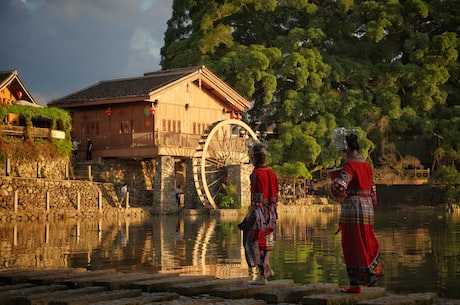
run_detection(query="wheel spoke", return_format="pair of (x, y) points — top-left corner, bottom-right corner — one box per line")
(192, 119), (259, 209)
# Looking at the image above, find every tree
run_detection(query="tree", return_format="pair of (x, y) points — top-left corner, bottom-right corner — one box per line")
(161, 0), (460, 185)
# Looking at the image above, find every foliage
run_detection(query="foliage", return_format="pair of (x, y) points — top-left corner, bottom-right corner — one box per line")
(162, 0), (460, 196)
(0, 104), (73, 159)
(0, 137), (68, 162)
(0, 104), (72, 136)
(217, 183), (239, 209)
(430, 165), (460, 208)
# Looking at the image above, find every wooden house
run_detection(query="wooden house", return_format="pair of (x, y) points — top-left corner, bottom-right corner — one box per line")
(49, 66), (258, 211)
(49, 66), (249, 159)
(0, 69), (39, 107)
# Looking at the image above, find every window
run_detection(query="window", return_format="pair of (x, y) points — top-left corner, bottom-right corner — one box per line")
(120, 120), (132, 134)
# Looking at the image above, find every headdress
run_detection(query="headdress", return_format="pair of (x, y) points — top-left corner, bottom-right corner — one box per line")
(247, 140), (269, 156)
(332, 127), (357, 151)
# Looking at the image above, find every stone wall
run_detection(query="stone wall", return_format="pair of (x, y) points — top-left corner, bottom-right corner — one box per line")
(0, 176), (126, 221)
(88, 158), (156, 206)
(0, 158), (70, 180)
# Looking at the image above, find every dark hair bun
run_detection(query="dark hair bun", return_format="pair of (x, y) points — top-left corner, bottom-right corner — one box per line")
(346, 134), (359, 151)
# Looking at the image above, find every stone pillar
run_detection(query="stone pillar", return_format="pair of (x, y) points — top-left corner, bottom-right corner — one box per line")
(184, 158), (200, 209)
(153, 156), (176, 213)
(227, 164), (252, 210)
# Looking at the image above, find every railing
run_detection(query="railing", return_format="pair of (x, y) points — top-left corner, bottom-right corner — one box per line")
(1, 125), (64, 139)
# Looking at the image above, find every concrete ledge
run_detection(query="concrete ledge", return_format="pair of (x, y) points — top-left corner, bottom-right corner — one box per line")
(30, 269), (117, 285)
(14, 286), (106, 305)
(93, 273), (175, 290)
(63, 272), (170, 289)
(256, 283), (339, 303)
(50, 289), (142, 305)
(0, 284), (68, 305)
(358, 292), (438, 305)
(211, 279), (294, 299)
(83, 292), (180, 305)
(302, 287), (386, 305)
(169, 277), (248, 296)
(130, 275), (215, 292)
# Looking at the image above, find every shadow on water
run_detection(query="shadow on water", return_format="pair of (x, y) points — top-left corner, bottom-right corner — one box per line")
(0, 206), (459, 299)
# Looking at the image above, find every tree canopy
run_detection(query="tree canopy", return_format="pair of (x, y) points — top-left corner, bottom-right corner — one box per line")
(161, 0), (460, 186)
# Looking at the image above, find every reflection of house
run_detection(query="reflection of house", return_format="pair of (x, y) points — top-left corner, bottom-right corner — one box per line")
(49, 66), (252, 212)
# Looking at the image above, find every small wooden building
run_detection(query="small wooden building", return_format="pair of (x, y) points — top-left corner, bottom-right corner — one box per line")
(49, 66), (258, 212)
(49, 66), (248, 158)
(0, 69), (39, 107)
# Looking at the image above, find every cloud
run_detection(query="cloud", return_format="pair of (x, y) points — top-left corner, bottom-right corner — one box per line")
(0, 0), (172, 104)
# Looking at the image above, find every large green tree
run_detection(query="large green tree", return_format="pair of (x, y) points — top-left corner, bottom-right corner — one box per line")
(161, 0), (459, 182)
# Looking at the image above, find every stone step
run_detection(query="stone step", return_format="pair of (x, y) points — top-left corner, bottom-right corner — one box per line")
(0, 268), (457, 305)
(134, 295), (265, 305)
(0, 282), (36, 292)
(48, 288), (142, 305)
(30, 269), (117, 285)
(255, 282), (339, 304)
(0, 268), (87, 284)
(62, 272), (171, 289)
(92, 272), (179, 290)
(210, 279), (294, 299)
(168, 277), (248, 296)
(302, 286), (387, 305)
(14, 286), (107, 305)
(130, 275), (216, 292)
(0, 284), (68, 305)
(358, 292), (438, 305)
(84, 292), (180, 305)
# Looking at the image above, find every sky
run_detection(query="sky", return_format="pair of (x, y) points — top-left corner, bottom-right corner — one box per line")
(0, 0), (173, 105)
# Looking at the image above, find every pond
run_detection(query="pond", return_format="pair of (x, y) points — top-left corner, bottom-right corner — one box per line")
(0, 206), (459, 299)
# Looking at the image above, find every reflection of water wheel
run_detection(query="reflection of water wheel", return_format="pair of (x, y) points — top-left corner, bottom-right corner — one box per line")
(193, 119), (259, 209)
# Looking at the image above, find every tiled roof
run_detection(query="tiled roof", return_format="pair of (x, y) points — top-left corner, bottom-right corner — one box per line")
(0, 69), (38, 105)
(0, 70), (17, 88)
(49, 66), (202, 105)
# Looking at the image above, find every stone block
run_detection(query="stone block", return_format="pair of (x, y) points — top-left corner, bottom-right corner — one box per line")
(169, 277), (248, 296)
(256, 282), (339, 303)
(358, 292), (438, 305)
(302, 286), (386, 305)
(211, 279), (294, 299)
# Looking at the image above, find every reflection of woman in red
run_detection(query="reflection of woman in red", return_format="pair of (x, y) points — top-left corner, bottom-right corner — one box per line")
(242, 143), (278, 285)
(330, 128), (383, 293)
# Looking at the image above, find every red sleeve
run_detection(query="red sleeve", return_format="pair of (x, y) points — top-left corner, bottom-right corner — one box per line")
(330, 163), (353, 199)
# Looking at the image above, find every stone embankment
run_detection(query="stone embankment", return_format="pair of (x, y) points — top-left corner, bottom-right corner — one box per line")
(0, 268), (457, 305)
(0, 176), (128, 221)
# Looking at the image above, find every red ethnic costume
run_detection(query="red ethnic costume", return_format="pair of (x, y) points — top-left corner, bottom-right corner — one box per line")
(330, 128), (384, 289)
(241, 143), (278, 285)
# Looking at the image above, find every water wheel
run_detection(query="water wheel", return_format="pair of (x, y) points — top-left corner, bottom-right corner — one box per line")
(192, 119), (259, 209)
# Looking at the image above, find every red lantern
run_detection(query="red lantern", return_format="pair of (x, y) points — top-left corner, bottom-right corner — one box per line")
(105, 108), (112, 116)
(17, 91), (22, 99)
(230, 112), (236, 119)
(149, 106), (156, 115)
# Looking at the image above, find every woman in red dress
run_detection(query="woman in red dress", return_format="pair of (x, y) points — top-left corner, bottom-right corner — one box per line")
(241, 142), (279, 285)
(330, 128), (384, 293)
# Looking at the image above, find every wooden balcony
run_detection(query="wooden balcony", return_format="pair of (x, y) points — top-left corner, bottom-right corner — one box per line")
(81, 131), (202, 159)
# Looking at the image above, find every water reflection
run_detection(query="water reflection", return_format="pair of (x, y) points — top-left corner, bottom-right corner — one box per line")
(0, 207), (459, 299)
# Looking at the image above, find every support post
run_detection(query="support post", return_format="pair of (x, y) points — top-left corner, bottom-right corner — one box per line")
(6, 159), (10, 176)
(98, 190), (102, 211)
(14, 190), (18, 212)
(77, 192), (81, 211)
(46, 192), (50, 211)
